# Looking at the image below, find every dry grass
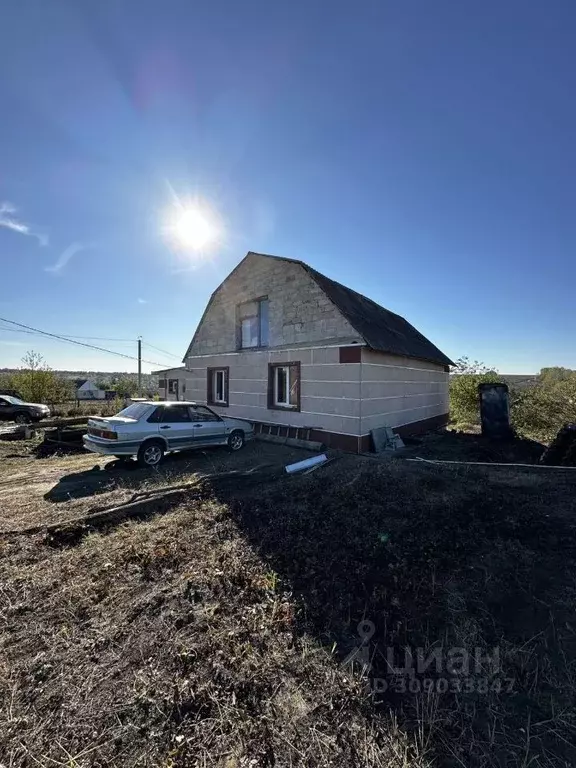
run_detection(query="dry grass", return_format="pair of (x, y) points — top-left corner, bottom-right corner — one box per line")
(1, 434), (576, 766)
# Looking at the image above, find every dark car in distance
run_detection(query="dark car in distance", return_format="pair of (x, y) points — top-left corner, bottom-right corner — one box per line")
(0, 395), (51, 424)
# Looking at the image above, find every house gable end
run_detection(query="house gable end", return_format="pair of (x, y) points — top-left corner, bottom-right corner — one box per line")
(184, 252), (361, 359)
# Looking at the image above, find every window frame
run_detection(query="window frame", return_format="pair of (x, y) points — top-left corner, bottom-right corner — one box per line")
(206, 366), (229, 407)
(268, 362), (300, 411)
(237, 297), (269, 350)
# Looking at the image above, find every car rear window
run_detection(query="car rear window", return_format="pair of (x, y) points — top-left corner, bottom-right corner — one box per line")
(115, 403), (151, 420)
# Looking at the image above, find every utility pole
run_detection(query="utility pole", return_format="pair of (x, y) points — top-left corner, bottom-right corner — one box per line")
(137, 337), (142, 396)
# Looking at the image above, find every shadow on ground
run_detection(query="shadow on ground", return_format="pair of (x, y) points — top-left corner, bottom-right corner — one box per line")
(43, 441), (316, 503)
(403, 428), (546, 463)
(206, 450), (576, 767)
(34, 430), (576, 765)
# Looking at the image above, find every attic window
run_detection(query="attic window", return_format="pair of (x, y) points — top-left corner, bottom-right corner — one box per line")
(238, 298), (269, 349)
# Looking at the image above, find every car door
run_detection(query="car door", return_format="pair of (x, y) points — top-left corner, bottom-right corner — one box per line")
(188, 406), (227, 446)
(158, 404), (195, 450)
(0, 397), (15, 421)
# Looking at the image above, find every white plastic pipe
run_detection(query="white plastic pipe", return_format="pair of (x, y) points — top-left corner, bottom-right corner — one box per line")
(285, 453), (328, 474)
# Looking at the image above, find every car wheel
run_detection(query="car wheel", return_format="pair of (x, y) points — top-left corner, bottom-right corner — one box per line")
(14, 412), (32, 425)
(228, 430), (245, 452)
(137, 440), (165, 468)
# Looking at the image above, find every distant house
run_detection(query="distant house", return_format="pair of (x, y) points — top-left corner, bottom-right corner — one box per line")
(155, 252), (454, 452)
(154, 368), (186, 401)
(75, 378), (106, 400)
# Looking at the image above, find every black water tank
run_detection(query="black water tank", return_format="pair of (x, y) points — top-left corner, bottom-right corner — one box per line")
(478, 382), (512, 438)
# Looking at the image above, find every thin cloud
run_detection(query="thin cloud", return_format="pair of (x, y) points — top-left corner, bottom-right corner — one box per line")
(45, 241), (95, 273)
(0, 201), (48, 246)
(137, 298), (147, 304)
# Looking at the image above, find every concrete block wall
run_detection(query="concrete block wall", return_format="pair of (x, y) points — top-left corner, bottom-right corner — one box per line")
(359, 349), (449, 434)
(184, 345), (449, 450)
(187, 253), (362, 357)
(185, 345), (363, 437)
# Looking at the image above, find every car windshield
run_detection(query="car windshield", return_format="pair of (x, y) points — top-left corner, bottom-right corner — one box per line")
(114, 403), (151, 420)
(1, 396), (24, 405)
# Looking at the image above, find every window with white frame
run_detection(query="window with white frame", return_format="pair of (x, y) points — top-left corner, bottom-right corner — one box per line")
(268, 362), (300, 410)
(207, 367), (229, 406)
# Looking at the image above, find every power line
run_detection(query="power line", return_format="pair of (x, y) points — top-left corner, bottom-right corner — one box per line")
(0, 326), (135, 343)
(0, 316), (167, 367)
(141, 341), (182, 360)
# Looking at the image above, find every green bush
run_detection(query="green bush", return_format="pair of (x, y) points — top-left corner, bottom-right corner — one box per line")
(449, 357), (503, 425)
(511, 378), (576, 443)
(8, 351), (74, 405)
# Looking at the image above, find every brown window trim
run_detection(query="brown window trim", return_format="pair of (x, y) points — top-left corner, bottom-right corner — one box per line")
(206, 366), (229, 407)
(267, 362), (301, 412)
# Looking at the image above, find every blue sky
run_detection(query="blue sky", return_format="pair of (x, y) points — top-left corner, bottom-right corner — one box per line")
(1, 0), (575, 374)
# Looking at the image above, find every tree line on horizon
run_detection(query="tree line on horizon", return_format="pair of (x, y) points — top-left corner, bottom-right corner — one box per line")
(0, 351), (158, 405)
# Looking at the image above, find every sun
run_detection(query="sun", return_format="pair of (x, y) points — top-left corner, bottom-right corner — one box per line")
(171, 206), (216, 250)
(164, 195), (221, 253)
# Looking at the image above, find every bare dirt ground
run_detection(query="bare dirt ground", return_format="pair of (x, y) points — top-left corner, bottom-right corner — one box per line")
(0, 439), (318, 533)
(1, 432), (576, 767)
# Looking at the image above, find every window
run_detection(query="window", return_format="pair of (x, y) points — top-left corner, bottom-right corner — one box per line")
(268, 362), (300, 410)
(190, 406), (222, 422)
(147, 407), (164, 423)
(241, 317), (259, 348)
(168, 379), (179, 394)
(161, 404), (191, 423)
(238, 298), (269, 349)
(207, 367), (229, 406)
(0, 395), (23, 405)
(116, 403), (151, 421)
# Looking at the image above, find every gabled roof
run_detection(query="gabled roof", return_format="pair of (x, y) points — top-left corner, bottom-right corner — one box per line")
(184, 251), (454, 367)
(301, 263), (455, 367)
(74, 378), (88, 388)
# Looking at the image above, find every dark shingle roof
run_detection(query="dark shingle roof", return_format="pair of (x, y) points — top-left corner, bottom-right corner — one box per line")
(301, 264), (454, 367)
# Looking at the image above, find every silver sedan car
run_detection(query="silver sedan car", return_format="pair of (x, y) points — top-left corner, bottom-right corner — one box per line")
(83, 401), (254, 467)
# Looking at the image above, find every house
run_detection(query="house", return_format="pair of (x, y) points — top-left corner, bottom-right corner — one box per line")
(155, 367), (187, 401)
(162, 252), (454, 452)
(75, 378), (106, 400)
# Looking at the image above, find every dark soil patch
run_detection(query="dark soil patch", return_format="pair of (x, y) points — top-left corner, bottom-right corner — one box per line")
(407, 428), (546, 464)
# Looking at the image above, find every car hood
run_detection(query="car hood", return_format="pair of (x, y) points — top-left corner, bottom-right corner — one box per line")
(22, 402), (49, 410)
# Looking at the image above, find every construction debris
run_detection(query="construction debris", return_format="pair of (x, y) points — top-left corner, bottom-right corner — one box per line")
(540, 424), (576, 466)
(370, 426), (404, 453)
(285, 453), (328, 474)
